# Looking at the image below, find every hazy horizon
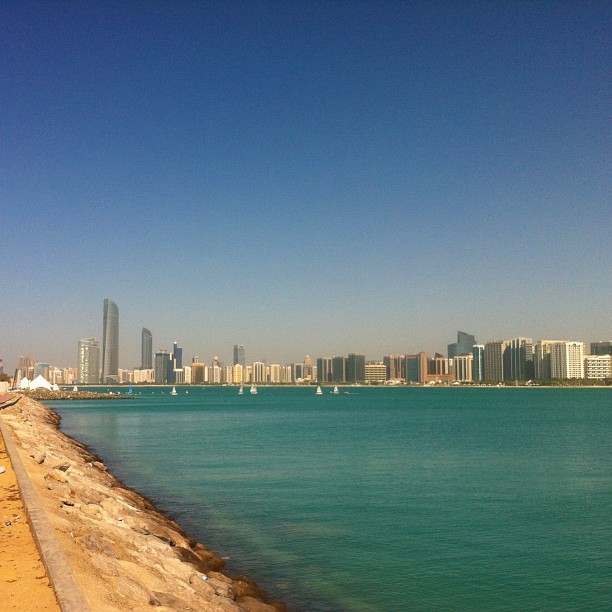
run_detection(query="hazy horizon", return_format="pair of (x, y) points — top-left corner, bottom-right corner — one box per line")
(2, 2), (610, 373)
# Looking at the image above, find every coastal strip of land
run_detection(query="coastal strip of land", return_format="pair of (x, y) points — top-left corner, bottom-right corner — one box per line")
(0, 394), (284, 612)
(0, 419), (61, 611)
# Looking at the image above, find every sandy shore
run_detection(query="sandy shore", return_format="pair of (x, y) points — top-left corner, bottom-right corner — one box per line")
(0, 394), (285, 612)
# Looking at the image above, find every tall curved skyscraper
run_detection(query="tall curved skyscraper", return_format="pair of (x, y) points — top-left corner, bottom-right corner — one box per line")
(141, 327), (152, 370)
(101, 299), (119, 383)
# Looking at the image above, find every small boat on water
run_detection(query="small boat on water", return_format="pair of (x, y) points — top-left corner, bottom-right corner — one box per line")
(170, 386), (178, 396)
(238, 385), (244, 395)
(250, 384), (258, 395)
(331, 386), (339, 394)
(73, 385), (78, 392)
(316, 386), (323, 395)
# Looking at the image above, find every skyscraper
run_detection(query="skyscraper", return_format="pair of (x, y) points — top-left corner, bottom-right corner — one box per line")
(503, 337), (534, 381)
(484, 341), (507, 383)
(155, 350), (170, 384)
(233, 345), (245, 368)
(101, 299), (119, 383)
(78, 338), (100, 384)
(448, 331), (476, 358)
(141, 328), (152, 370)
(346, 353), (366, 383)
(472, 345), (485, 382)
(173, 341), (183, 370)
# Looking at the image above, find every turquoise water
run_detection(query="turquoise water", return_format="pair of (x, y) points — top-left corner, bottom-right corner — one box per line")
(52, 387), (611, 611)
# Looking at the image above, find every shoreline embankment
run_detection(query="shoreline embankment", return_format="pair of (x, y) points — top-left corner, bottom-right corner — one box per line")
(0, 393), (285, 612)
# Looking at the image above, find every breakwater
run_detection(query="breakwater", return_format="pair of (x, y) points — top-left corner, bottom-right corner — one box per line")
(0, 394), (285, 611)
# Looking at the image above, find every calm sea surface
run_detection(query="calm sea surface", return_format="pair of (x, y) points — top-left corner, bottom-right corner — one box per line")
(52, 387), (611, 611)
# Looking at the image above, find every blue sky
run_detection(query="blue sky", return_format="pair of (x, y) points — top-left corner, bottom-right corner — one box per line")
(1, 1), (610, 371)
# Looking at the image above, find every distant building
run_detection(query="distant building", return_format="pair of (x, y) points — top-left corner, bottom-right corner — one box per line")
(331, 356), (346, 383)
(101, 299), (119, 383)
(533, 340), (557, 379)
(484, 341), (507, 383)
(504, 337), (534, 381)
(252, 361), (266, 383)
(173, 341), (183, 371)
(317, 357), (333, 383)
(78, 338), (100, 384)
(191, 362), (205, 384)
(141, 328), (152, 370)
(590, 341), (612, 356)
(233, 345), (246, 368)
(448, 331), (476, 358)
(550, 342), (585, 379)
(34, 363), (50, 381)
(365, 361), (386, 383)
(584, 355), (611, 379)
(454, 354), (473, 382)
(405, 354), (419, 383)
(383, 355), (405, 381)
(155, 350), (170, 384)
(472, 345), (485, 382)
(346, 353), (366, 383)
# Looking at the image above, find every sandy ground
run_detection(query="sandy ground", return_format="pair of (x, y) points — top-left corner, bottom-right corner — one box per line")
(0, 429), (60, 611)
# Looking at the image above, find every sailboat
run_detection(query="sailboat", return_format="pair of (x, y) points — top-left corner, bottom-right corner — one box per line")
(128, 383), (133, 395)
(331, 386), (339, 394)
(250, 384), (258, 395)
(238, 385), (244, 395)
(72, 385), (78, 392)
(170, 386), (178, 396)
(316, 386), (323, 395)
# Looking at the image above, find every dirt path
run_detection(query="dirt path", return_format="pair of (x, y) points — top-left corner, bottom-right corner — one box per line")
(0, 428), (60, 611)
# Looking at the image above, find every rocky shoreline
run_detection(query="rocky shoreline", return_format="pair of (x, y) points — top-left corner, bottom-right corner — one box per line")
(0, 395), (285, 611)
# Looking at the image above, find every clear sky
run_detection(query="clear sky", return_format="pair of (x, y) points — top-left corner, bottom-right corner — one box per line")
(1, 1), (610, 372)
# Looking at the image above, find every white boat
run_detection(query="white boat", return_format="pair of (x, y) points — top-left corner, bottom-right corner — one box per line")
(316, 386), (323, 395)
(238, 385), (244, 395)
(170, 386), (178, 396)
(250, 384), (257, 395)
(185, 390), (189, 394)
(331, 386), (339, 394)
(72, 385), (78, 392)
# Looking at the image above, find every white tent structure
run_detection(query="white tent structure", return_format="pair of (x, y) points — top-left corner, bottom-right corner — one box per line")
(19, 377), (30, 389)
(27, 375), (54, 391)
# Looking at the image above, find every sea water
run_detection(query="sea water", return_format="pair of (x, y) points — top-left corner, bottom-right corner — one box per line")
(52, 387), (611, 611)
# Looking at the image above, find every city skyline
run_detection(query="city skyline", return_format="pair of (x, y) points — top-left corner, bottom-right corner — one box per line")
(2, 3), (610, 372)
(7, 300), (612, 377)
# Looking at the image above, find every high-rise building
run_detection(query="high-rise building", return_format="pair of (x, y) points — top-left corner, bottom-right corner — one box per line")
(155, 350), (170, 384)
(141, 328), (152, 370)
(448, 331), (476, 358)
(472, 345), (485, 382)
(78, 338), (100, 384)
(484, 341), (507, 383)
(590, 341), (612, 356)
(101, 299), (119, 383)
(365, 361), (386, 383)
(346, 353), (366, 383)
(317, 357), (333, 383)
(331, 356), (346, 383)
(550, 341), (585, 379)
(454, 354), (473, 382)
(173, 341), (183, 370)
(233, 345), (245, 368)
(252, 361), (266, 383)
(384, 355), (405, 381)
(504, 337), (534, 381)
